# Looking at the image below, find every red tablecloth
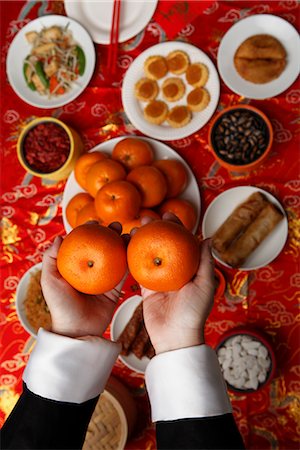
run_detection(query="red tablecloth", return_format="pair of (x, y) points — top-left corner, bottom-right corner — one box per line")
(1, 1), (300, 449)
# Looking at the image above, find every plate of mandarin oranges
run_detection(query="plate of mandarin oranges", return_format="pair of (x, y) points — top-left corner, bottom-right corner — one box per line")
(62, 136), (201, 234)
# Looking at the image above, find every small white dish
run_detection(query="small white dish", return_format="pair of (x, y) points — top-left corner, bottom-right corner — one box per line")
(111, 295), (149, 374)
(65, 0), (158, 44)
(15, 262), (43, 338)
(6, 15), (96, 109)
(202, 186), (288, 270)
(218, 14), (300, 99)
(61, 136), (201, 234)
(122, 41), (220, 141)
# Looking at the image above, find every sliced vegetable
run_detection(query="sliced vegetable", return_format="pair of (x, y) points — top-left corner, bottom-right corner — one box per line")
(35, 61), (49, 89)
(76, 46), (86, 76)
(49, 75), (65, 95)
(23, 56), (36, 91)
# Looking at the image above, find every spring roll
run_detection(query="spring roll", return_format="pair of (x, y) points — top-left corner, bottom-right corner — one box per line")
(221, 202), (284, 268)
(118, 303), (143, 355)
(212, 192), (268, 254)
(131, 321), (149, 359)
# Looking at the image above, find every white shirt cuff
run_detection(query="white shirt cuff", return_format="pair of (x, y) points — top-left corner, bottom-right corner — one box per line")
(23, 328), (121, 404)
(145, 345), (232, 422)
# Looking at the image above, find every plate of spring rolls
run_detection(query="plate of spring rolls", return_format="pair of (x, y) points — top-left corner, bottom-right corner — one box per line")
(111, 295), (154, 373)
(202, 186), (288, 270)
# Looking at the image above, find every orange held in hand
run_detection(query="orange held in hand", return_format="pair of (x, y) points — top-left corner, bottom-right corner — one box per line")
(66, 192), (94, 228)
(74, 151), (107, 190)
(127, 220), (200, 291)
(112, 137), (154, 171)
(57, 223), (127, 294)
(127, 165), (167, 208)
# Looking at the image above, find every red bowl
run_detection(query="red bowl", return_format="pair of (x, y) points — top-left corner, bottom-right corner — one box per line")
(215, 327), (276, 394)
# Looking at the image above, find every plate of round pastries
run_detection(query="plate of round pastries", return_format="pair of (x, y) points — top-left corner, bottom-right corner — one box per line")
(202, 186), (288, 270)
(122, 41), (220, 140)
(218, 14), (300, 99)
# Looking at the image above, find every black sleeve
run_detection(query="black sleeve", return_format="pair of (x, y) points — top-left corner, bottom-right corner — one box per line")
(156, 413), (245, 450)
(1, 383), (98, 450)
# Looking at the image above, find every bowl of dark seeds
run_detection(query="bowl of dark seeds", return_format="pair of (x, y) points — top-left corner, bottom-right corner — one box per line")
(209, 105), (273, 172)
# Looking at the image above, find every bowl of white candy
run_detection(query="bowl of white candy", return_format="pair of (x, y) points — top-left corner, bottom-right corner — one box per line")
(216, 328), (276, 393)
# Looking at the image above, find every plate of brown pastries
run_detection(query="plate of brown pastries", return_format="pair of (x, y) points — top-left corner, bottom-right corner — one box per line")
(122, 41), (220, 140)
(111, 295), (154, 373)
(202, 186), (288, 270)
(218, 14), (300, 100)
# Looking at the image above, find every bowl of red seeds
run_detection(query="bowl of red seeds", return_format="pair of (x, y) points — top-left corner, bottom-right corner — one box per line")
(17, 117), (83, 180)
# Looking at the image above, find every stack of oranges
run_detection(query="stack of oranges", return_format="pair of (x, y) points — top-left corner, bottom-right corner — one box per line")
(66, 137), (197, 233)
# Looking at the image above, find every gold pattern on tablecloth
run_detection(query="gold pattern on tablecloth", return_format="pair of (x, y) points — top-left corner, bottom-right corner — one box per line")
(251, 426), (279, 450)
(1, 218), (21, 246)
(0, 387), (19, 420)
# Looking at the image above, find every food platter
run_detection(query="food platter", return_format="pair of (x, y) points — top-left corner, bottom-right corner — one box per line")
(6, 15), (96, 108)
(62, 136), (201, 234)
(65, 0), (158, 44)
(110, 295), (150, 374)
(218, 14), (300, 99)
(122, 41), (220, 140)
(202, 186), (288, 270)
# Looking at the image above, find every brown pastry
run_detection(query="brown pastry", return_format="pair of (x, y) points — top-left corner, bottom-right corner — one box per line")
(144, 55), (168, 80)
(234, 34), (287, 83)
(187, 87), (210, 112)
(186, 63), (209, 87)
(134, 78), (159, 101)
(166, 50), (190, 75)
(144, 100), (168, 124)
(162, 77), (185, 102)
(167, 105), (192, 128)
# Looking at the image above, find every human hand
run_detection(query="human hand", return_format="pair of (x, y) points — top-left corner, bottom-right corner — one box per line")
(41, 224), (127, 338)
(141, 216), (215, 355)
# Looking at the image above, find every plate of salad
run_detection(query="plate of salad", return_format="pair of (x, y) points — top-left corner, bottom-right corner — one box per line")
(6, 15), (96, 109)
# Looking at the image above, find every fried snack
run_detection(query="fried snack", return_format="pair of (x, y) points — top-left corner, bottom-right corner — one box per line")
(166, 50), (190, 75)
(234, 34), (287, 84)
(212, 192), (268, 254)
(185, 63), (209, 87)
(161, 77), (185, 102)
(220, 202), (284, 268)
(187, 87), (210, 112)
(130, 321), (149, 359)
(144, 55), (168, 80)
(118, 303), (143, 355)
(167, 105), (192, 128)
(134, 78), (159, 101)
(144, 100), (168, 125)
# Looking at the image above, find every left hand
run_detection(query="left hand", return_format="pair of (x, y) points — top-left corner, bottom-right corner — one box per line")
(41, 225), (127, 338)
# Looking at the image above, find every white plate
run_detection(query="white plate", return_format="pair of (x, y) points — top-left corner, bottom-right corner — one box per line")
(65, 0), (158, 44)
(16, 262), (43, 338)
(6, 15), (96, 109)
(122, 41), (220, 140)
(202, 186), (288, 270)
(218, 14), (300, 100)
(111, 295), (149, 374)
(62, 136), (201, 233)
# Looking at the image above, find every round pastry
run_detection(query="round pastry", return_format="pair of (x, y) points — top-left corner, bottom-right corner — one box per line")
(166, 50), (190, 75)
(144, 55), (168, 80)
(144, 100), (168, 125)
(167, 106), (192, 128)
(185, 63), (209, 87)
(234, 34), (287, 84)
(187, 87), (210, 112)
(134, 78), (159, 101)
(161, 77), (186, 102)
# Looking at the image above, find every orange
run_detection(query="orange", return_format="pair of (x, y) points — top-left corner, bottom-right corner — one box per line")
(74, 152), (107, 190)
(127, 165), (167, 208)
(76, 201), (102, 227)
(95, 180), (141, 224)
(112, 138), (154, 171)
(122, 209), (160, 234)
(127, 220), (200, 291)
(57, 223), (127, 294)
(159, 198), (197, 232)
(85, 159), (126, 198)
(66, 193), (94, 228)
(153, 159), (188, 198)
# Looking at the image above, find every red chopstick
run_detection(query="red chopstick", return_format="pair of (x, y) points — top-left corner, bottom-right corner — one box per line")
(107, 0), (121, 76)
